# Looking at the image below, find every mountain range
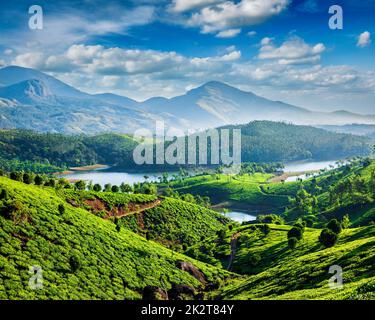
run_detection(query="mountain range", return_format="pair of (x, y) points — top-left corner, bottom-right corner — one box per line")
(0, 66), (374, 134)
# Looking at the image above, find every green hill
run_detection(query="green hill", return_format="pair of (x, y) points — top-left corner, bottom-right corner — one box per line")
(0, 177), (229, 300)
(167, 173), (289, 213)
(214, 224), (375, 300)
(0, 122), (372, 173)
(58, 188), (229, 249)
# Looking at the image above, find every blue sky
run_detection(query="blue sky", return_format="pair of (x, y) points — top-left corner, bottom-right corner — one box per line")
(0, 0), (374, 113)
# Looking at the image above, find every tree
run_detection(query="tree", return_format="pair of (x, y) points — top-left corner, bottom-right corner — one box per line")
(58, 204), (65, 215)
(10, 172), (23, 182)
(288, 237), (298, 249)
(23, 173), (34, 184)
(319, 228), (338, 248)
(111, 185), (120, 193)
(287, 226), (303, 241)
(75, 180), (86, 191)
(120, 183), (133, 193)
(327, 219), (342, 234)
(0, 189), (8, 200)
(69, 255), (82, 272)
(104, 183), (112, 192)
(93, 184), (102, 192)
(34, 175), (43, 186)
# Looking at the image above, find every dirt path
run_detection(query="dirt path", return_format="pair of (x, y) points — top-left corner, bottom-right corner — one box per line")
(105, 199), (162, 219)
(227, 232), (241, 271)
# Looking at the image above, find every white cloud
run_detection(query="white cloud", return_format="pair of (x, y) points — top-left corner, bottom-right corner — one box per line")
(216, 29), (241, 38)
(4, 49), (13, 56)
(357, 31), (371, 48)
(170, 0), (223, 13)
(247, 31), (257, 37)
(12, 44), (241, 76)
(188, 0), (290, 33)
(258, 36), (325, 65)
(0, 6), (155, 53)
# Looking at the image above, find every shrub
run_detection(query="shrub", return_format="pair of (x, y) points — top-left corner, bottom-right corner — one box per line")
(327, 219), (342, 234)
(93, 184), (102, 192)
(75, 180), (86, 191)
(34, 175), (43, 185)
(288, 237), (298, 249)
(69, 255), (82, 272)
(248, 254), (261, 267)
(23, 173), (34, 184)
(111, 185), (120, 193)
(288, 226), (303, 240)
(58, 204), (65, 215)
(0, 189), (8, 200)
(10, 172), (23, 182)
(319, 228), (338, 248)
(257, 214), (284, 225)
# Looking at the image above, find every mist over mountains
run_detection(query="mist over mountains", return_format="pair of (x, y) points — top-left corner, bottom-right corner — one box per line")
(0, 66), (374, 134)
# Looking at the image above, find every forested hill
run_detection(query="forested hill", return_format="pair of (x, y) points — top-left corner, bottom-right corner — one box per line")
(223, 121), (372, 162)
(0, 122), (372, 172)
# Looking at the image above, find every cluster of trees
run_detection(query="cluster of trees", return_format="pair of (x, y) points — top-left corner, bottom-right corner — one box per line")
(319, 217), (349, 248)
(0, 158), (63, 174)
(328, 171), (375, 208)
(239, 162), (284, 175)
(224, 121), (372, 163)
(287, 221), (306, 249)
(162, 187), (211, 208)
(0, 129), (137, 169)
(2, 170), (70, 189)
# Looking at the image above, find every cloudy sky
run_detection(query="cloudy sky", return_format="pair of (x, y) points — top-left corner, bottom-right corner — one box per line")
(0, 0), (374, 113)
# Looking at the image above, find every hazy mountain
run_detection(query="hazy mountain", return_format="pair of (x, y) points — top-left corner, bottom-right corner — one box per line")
(1, 66), (375, 134)
(0, 66), (160, 134)
(93, 93), (138, 108)
(135, 81), (375, 129)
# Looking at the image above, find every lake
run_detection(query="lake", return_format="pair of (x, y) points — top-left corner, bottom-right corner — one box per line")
(60, 171), (164, 186)
(284, 160), (342, 182)
(283, 160), (341, 172)
(223, 211), (257, 223)
(59, 160), (343, 186)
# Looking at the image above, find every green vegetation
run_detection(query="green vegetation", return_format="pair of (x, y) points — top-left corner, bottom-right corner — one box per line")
(0, 177), (229, 299)
(214, 224), (375, 300)
(121, 197), (228, 248)
(0, 122), (371, 173)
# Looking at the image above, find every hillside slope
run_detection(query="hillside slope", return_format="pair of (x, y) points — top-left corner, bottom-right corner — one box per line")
(0, 177), (229, 299)
(215, 224), (375, 300)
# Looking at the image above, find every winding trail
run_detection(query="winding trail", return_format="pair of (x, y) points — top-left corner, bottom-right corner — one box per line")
(227, 232), (241, 271)
(103, 199), (162, 220)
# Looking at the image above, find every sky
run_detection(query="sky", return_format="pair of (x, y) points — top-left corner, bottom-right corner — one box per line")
(0, 0), (374, 113)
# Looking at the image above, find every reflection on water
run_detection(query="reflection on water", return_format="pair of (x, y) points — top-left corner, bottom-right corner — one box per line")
(283, 160), (340, 173)
(224, 211), (256, 223)
(59, 171), (162, 186)
(284, 160), (342, 182)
